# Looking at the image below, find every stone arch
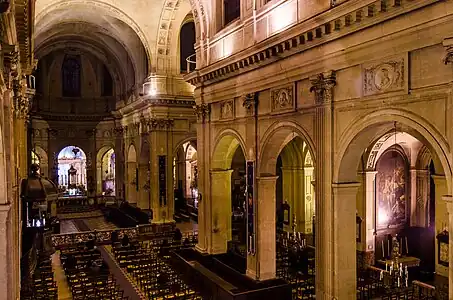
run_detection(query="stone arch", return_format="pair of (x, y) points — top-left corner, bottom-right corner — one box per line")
(211, 129), (247, 170)
(127, 144), (137, 163)
(33, 145), (49, 177)
(259, 121), (315, 175)
(173, 135), (197, 157)
(416, 145), (433, 170)
(35, 0), (152, 71)
(335, 109), (451, 193)
(96, 145), (115, 194)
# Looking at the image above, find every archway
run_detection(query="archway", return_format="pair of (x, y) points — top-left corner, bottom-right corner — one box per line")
(335, 111), (452, 298)
(173, 140), (198, 223)
(30, 146), (49, 177)
(96, 146), (116, 196)
(57, 145), (87, 195)
(126, 144), (138, 205)
(210, 132), (247, 256)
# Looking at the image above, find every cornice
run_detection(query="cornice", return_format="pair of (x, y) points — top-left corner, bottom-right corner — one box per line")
(31, 113), (114, 122)
(14, 0), (35, 74)
(185, 0), (441, 86)
(117, 97), (195, 116)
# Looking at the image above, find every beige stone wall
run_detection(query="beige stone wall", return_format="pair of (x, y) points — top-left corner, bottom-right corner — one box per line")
(189, 0), (453, 298)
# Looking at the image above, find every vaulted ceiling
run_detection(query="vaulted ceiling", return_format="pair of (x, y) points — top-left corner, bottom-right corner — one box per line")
(34, 0), (204, 91)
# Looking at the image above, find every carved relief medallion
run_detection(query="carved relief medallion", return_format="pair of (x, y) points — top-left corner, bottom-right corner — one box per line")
(271, 85), (294, 113)
(363, 56), (406, 96)
(220, 100), (234, 119)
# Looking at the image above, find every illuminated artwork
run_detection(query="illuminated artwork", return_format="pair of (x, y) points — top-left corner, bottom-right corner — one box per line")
(376, 150), (407, 228)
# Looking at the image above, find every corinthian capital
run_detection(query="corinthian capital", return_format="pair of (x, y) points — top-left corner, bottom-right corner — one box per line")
(443, 38), (453, 65)
(309, 71), (336, 104)
(193, 103), (210, 123)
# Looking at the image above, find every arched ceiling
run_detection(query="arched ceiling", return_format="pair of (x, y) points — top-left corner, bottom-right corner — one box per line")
(34, 0), (206, 80)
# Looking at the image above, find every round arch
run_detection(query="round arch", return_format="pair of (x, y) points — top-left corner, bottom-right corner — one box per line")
(259, 121), (316, 175)
(33, 145), (49, 177)
(35, 0), (152, 71)
(335, 109), (452, 193)
(127, 144), (137, 163)
(96, 145), (115, 195)
(173, 136), (197, 158)
(211, 129), (247, 170)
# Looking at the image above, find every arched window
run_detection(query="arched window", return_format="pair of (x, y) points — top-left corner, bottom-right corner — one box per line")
(62, 55), (81, 97)
(180, 22), (196, 73)
(224, 0), (240, 25)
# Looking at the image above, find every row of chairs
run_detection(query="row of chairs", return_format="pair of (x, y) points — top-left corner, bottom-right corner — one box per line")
(22, 254), (58, 299)
(112, 240), (202, 299)
(61, 247), (128, 300)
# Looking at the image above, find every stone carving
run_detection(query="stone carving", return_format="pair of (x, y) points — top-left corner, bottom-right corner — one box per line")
(242, 93), (256, 109)
(220, 100), (234, 119)
(443, 38), (453, 65)
(2, 44), (19, 89)
(47, 128), (59, 138)
(271, 85), (294, 112)
(363, 58), (404, 96)
(310, 71), (336, 103)
(193, 104), (210, 123)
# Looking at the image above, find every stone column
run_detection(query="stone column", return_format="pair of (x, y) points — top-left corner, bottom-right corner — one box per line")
(0, 204), (12, 300)
(247, 176), (277, 280)
(209, 169), (233, 254)
(364, 171), (377, 263)
(310, 71), (336, 299)
(332, 183), (360, 299)
(411, 169), (429, 227)
(432, 175), (448, 277)
(194, 103), (210, 253)
(444, 196), (453, 300)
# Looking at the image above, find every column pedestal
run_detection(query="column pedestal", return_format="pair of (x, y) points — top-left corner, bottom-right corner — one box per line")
(0, 204), (12, 300)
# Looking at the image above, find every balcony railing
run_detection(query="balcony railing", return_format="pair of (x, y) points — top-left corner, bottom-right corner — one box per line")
(186, 53), (196, 74)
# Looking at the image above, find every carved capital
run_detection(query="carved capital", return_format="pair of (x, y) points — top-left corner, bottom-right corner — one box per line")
(309, 71), (336, 103)
(147, 118), (174, 130)
(443, 38), (453, 65)
(2, 44), (18, 89)
(193, 103), (210, 123)
(242, 93), (257, 115)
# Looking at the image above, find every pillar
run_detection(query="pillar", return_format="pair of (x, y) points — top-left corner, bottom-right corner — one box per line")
(310, 71), (336, 299)
(410, 169), (429, 227)
(363, 171), (377, 263)
(0, 204), (12, 300)
(209, 169), (233, 254)
(332, 183), (360, 299)
(194, 103), (210, 253)
(281, 167), (305, 232)
(444, 195), (453, 300)
(126, 162), (138, 204)
(432, 175), (448, 277)
(247, 176), (277, 280)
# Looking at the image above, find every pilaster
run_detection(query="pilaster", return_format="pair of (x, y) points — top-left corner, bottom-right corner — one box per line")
(432, 175), (448, 277)
(0, 204), (12, 300)
(310, 70), (336, 299)
(194, 103), (210, 253)
(443, 195), (453, 300)
(209, 169), (233, 254)
(247, 176), (277, 281)
(332, 183), (360, 299)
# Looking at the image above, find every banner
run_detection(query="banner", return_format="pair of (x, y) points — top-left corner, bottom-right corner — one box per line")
(246, 161), (255, 255)
(158, 156), (167, 206)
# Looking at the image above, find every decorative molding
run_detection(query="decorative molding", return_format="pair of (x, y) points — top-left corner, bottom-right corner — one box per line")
(271, 85), (295, 113)
(220, 100), (234, 120)
(442, 37), (453, 65)
(310, 71), (336, 104)
(242, 93), (257, 115)
(193, 103), (210, 123)
(31, 113), (113, 122)
(185, 0), (436, 86)
(363, 55), (406, 96)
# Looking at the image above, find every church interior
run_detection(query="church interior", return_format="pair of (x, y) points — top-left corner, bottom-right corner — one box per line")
(2, 0), (453, 299)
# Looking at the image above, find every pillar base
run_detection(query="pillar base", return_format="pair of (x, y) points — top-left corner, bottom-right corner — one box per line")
(195, 244), (208, 254)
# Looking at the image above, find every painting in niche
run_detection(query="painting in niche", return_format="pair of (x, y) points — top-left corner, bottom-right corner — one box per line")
(376, 150), (407, 229)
